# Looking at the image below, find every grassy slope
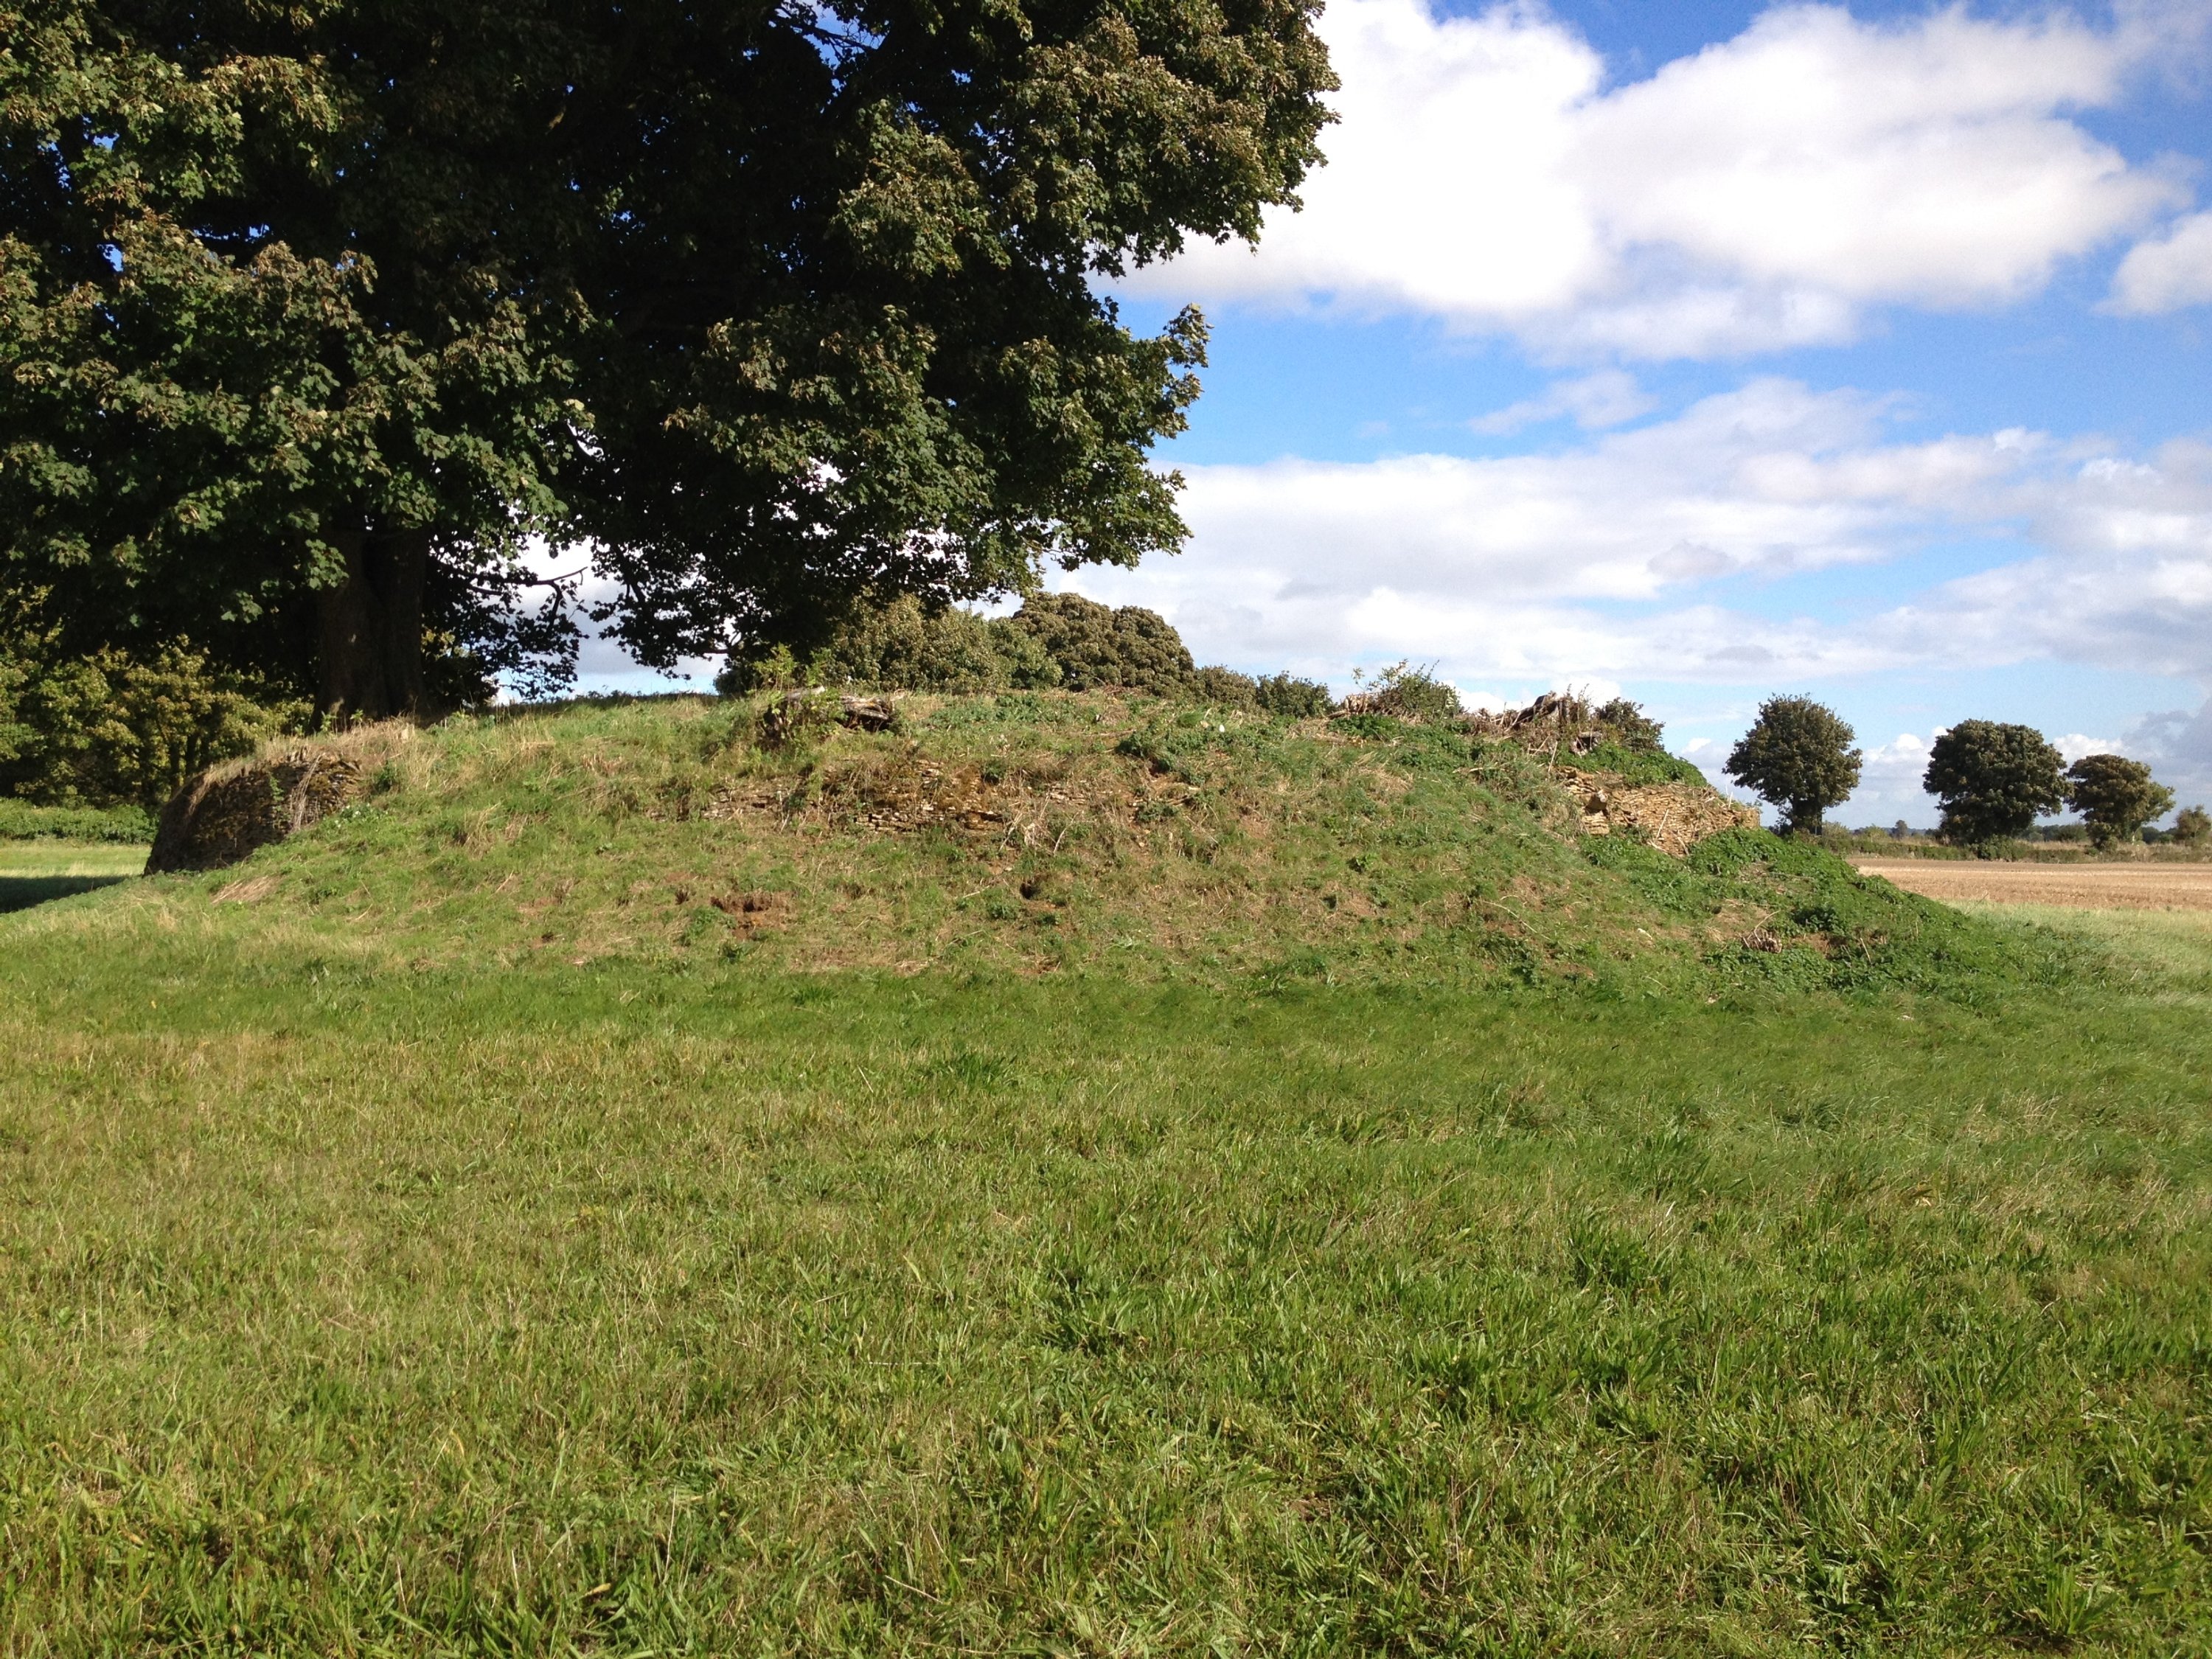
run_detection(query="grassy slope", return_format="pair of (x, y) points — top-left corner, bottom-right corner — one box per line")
(4, 698), (2209, 1653)
(72, 692), (2066, 1001)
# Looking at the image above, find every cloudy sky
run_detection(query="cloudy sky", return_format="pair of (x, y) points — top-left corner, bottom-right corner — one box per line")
(1093, 0), (2212, 824)
(598, 0), (2212, 826)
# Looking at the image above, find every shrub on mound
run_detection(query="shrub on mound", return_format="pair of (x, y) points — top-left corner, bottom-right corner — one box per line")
(1254, 674), (1332, 718)
(1338, 661), (1461, 723)
(717, 598), (1060, 696)
(1006, 594), (1195, 695)
(1191, 666), (1259, 708)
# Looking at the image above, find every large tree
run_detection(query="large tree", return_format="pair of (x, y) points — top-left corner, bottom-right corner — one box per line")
(1724, 695), (1861, 835)
(1, 0), (1334, 720)
(2064, 753), (2173, 851)
(1923, 720), (2066, 846)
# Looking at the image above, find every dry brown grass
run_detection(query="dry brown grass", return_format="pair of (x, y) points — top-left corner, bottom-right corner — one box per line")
(1853, 856), (2212, 910)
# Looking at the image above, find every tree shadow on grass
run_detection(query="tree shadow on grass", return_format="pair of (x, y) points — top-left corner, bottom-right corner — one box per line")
(0, 875), (134, 915)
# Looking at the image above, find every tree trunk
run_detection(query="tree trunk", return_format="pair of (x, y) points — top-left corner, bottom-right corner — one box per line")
(316, 527), (431, 724)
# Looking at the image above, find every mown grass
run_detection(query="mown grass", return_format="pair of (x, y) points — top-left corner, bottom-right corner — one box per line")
(1, 698), (2208, 1652)
(0, 839), (148, 914)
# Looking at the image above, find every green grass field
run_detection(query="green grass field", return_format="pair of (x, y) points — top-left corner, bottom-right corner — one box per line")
(3, 700), (2210, 1653)
(0, 840), (148, 915)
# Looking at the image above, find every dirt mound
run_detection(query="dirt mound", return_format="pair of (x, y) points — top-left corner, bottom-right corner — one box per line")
(1564, 773), (1758, 858)
(146, 750), (366, 874)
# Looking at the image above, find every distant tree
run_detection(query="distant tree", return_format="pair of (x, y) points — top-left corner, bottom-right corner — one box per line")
(2174, 804), (2211, 847)
(1725, 696), (1863, 834)
(1253, 673), (1333, 719)
(1007, 595), (1194, 695)
(1923, 720), (2066, 845)
(2064, 754), (2174, 851)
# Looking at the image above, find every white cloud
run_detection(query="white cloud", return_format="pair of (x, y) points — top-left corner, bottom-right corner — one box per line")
(1132, 0), (2183, 357)
(1060, 382), (2212, 695)
(1470, 369), (1656, 434)
(2107, 210), (2212, 313)
(2127, 700), (2212, 804)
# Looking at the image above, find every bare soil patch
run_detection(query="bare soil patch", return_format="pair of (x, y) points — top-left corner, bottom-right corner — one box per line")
(1852, 856), (2212, 911)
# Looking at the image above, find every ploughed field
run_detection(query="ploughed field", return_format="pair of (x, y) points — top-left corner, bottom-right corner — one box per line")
(3, 695), (2211, 1653)
(1854, 855), (2212, 911)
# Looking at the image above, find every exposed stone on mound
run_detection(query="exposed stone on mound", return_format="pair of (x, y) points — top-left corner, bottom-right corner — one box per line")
(758, 690), (906, 747)
(837, 695), (901, 733)
(1560, 773), (1756, 858)
(147, 750), (365, 873)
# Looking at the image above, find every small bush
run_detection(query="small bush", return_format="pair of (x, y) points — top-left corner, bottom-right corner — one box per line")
(1593, 698), (1666, 753)
(1343, 661), (1461, 723)
(1253, 674), (1332, 719)
(716, 599), (1062, 696)
(1556, 742), (1707, 787)
(0, 799), (156, 841)
(1191, 667), (1259, 709)
(2176, 804), (2210, 847)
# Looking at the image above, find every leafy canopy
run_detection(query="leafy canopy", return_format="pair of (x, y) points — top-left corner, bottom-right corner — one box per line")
(1, 0), (1336, 713)
(2064, 753), (2173, 850)
(1724, 695), (1862, 835)
(1924, 720), (2066, 846)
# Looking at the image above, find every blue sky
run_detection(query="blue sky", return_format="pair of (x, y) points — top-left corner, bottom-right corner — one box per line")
(589, 0), (2212, 825)
(1077, 0), (2212, 823)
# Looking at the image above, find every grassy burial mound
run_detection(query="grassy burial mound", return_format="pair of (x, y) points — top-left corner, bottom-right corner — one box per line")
(75, 689), (2059, 1000)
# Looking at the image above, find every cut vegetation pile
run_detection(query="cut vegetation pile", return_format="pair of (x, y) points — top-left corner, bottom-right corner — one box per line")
(61, 689), (2067, 1001)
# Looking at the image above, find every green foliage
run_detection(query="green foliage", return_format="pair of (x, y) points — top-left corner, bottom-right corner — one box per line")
(0, 799), (153, 841)
(1190, 666), (1259, 709)
(1006, 594), (1195, 695)
(2064, 752), (2174, 850)
(1253, 672), (1332, 719)
(1346, 660), (1462, 723)
(0, 634), (304, 810)
(719, 597), (1061, 696)
(2, 0), (1336, 709)
(1925, 720), (2067, 846)
(1554, 742), (1708, 787)
(2177, 804), (2211, 847)
(1592, 696), (1666, 752)
(1725, 696), (1863, 834)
